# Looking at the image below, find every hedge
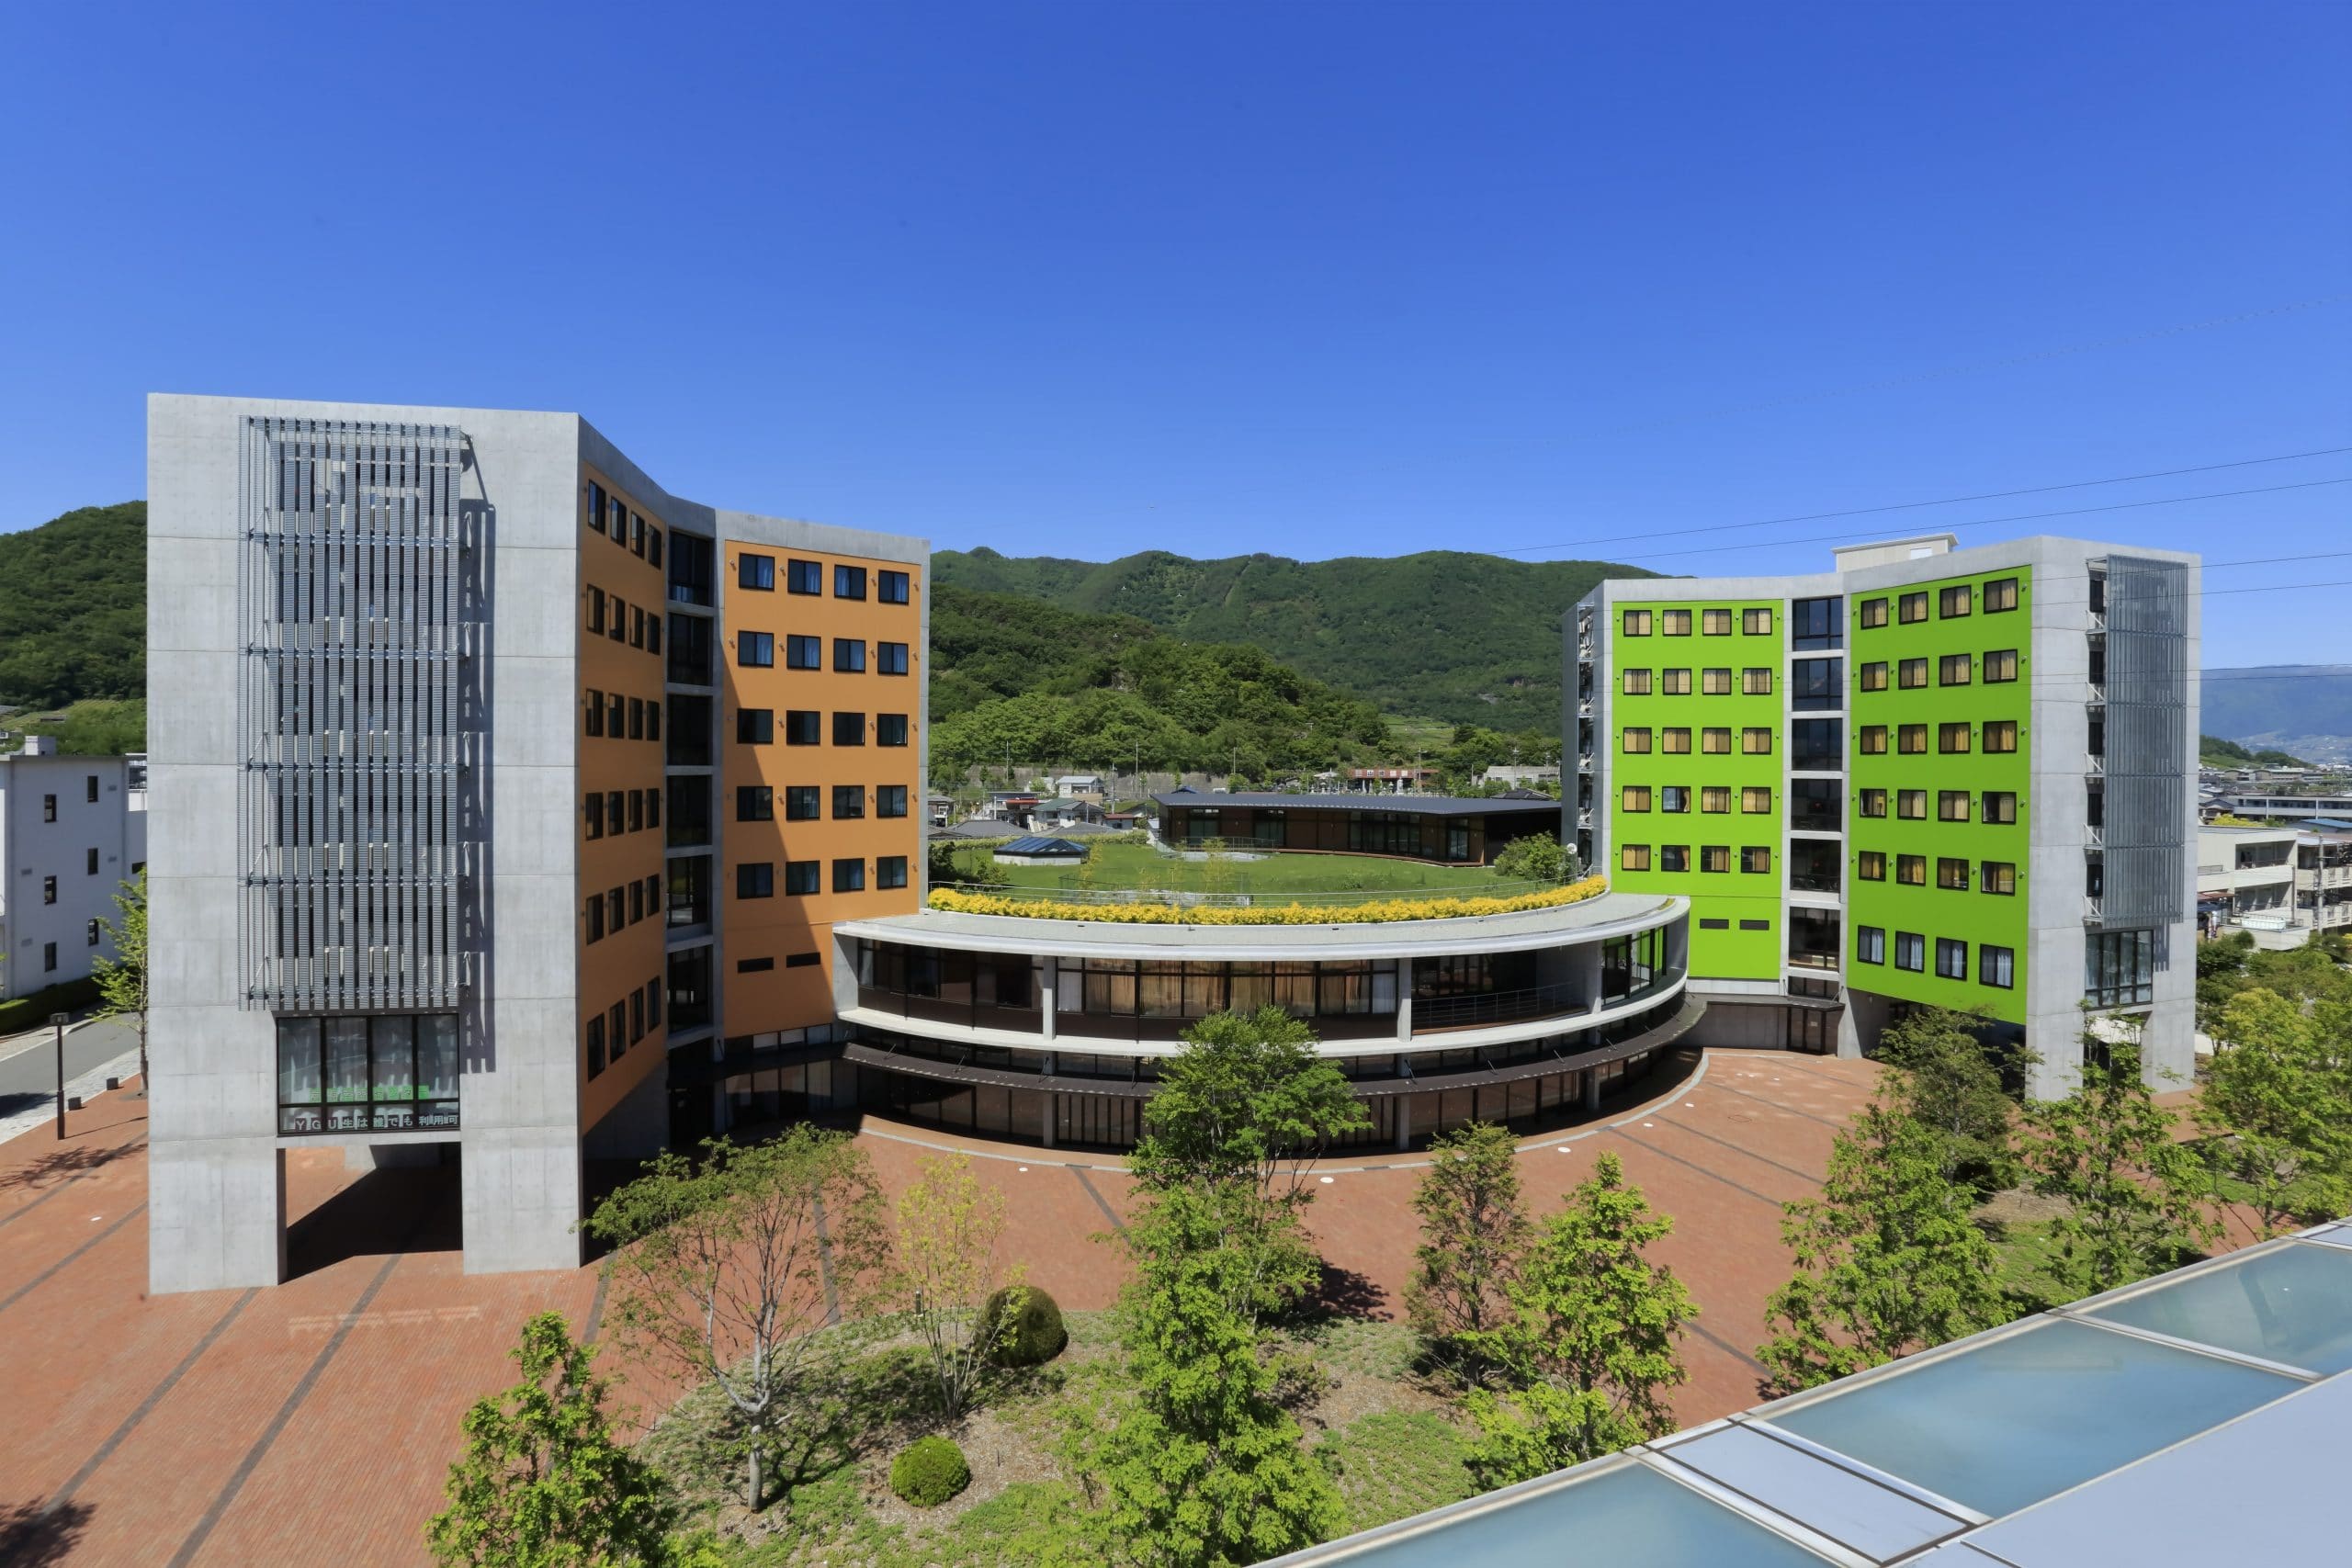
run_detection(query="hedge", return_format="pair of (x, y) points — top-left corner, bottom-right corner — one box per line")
(926, 874), (1610, 927)
(0, 976), (102, 1037)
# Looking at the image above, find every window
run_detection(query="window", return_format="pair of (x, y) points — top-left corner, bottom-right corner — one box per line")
(786, 635), (822, 670)
(877, 855), (910, 889)
(737, 863), (775, 898)
(586, 481), (607, 534)
(1741, 845), (1771, 874)
(785, 785), (820, 819)
(1621, 844), (1651, 871)
(1982, 861), (2017, 895)
(832, 857), (866, 892)
(1939, 790), (1971, 822)
(628, 878), (645, 922)
(1895, 931), (1926, 972)
(587, 690), (606, 736)
(1623, 728), (1652, 753)
(1701, 785), (1731, 813)
(878, 642), (910, 676)
(1939, 653), (1972, 686)
(1859, 597), (1889, 629)
(1742, 728), (1772, 754)
(1898, 657), (1928, 690)
(1742, 667), (1773, 694)
(1623, 609), (1652, 636)
(1939, 584), (1972, 618)
(627, 606), (645, 649)
(1859, 787), (1887, 818)
(87, 918), (101, 947)
(585, 1015), (605, 1077)
(833, 637), (866, 673)
(1859, 660), (1888, 692)
(1661, 609), (1691, 636)
(607, 598), (627, 643)
(1938, 857), (1970, 890)
(877, 713), (910, 747)
(606, 694), (625, 737)
(628, 791), (645, 832)
(1702, 608), (1734, 635)
(586, 586), (606, 636)
(834, 565), (867, 600)
(1623, 668), (1652, 694)
(1984, 577), (2019, 613)
(1982, 791), (2018, 825)
(786, 710), (821, 745)
(832, 712), (865, 746)
(85, 774), (98, 804)
(1897, 790), (1927, 820)
(879, 570), (911, 604)
(649, 616), (663, 657)
(787, 558), (823, 594)
(584, 794), (605, 840)
(1939, 722), (1972, 754)
(1980, 944), (2016, 988)
(1984, 649), (2018, 683)
(1859, 725), (1888, 755)
(41, 874), (57, 904)
(1899, 724), (1928, 754)
(1702, 728), (1732, 754)
(1622, 785), (1651, 812)
(1742, 786), (1772, 814)
(648, 527), (663, 569)
(1701, 845), (1730, 873)
(1936, 939), (1968, 979)
(1659, 844), (1690, 873)
(738, 956), (775, 974)
(786, 951), (822, 969)
(86, 847), (99, 875)
(627, 697), (644, 739)
(738, 708), (774, 744)
(1897, 853), (1927, 886)
(738, 552), (776, 590)
(739, 631), (775, 668)
(831, 784), (865, 819)
(1858, 850), (1886, 881)
(1661, 786), (1690, 813)
(585, 895), (605, 943)
(1856, 925), (1886, 964)
(1739, 919), (1770, 932)
(1662, 668), (1692, 694)
(41, 942), (56, 973)
(877, 784), (909, 818)
(1744, 607), (1773, 635)
(737, 785), (774, 821)
(1700, 918), (1730, 931)
(2086, 929), (2155, 1007)
(1898, 591), (1928, 624)
(1663, 728), (1691, 754)
(648, 793), (662, 829)
(785, 860), (820, 895)
(1702, 667), (1732, 694)
(1984, 720), (2018, 753)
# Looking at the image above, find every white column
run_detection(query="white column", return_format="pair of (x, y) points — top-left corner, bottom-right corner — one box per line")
(1394, 957), (1413, 1043)
(1041, 956), (1057, 1042)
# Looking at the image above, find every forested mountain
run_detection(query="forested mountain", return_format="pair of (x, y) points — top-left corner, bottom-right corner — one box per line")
(0, 502), (147, 709)
(928, 584), (1395, 782)
(933, 547), (1655, 730)
(2200, 667), (2352, 765)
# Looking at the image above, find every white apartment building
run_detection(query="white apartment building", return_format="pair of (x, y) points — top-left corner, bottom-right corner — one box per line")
(2198, 823), (2352, 942)
(0, 739), (149, 1001)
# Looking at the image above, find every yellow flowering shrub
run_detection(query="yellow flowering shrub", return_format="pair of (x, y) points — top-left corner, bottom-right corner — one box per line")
(927, 874), (1609, 926)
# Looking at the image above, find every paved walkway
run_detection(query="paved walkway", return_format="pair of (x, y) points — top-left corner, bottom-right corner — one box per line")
(0, 1050), (1879, 1565)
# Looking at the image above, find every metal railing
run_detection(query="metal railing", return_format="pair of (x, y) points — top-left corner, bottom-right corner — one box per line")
(1415, 981), (1587, 1032)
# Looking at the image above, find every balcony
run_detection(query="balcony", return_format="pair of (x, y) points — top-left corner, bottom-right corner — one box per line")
(1414, 981), (1588, 1032)
(1788, 779), (1842, 834)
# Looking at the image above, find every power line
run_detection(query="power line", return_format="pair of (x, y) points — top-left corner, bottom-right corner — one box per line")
(1495, 445), (2352, 558)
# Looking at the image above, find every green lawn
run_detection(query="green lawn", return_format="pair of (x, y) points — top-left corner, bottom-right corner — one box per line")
(951, 840), (1510, 898)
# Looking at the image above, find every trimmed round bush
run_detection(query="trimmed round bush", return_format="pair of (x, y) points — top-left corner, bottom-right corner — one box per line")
(978, 1284), (1069, 1367)
(890, 1436), (971, 1507)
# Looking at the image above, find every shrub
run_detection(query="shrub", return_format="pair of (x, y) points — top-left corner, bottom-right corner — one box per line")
(890, 1436), (971, 1507)
(1491, 834), (1579, 886)
(978, 1284), (1069, 1366)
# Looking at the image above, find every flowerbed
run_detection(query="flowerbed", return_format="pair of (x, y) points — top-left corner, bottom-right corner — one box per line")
(926, 875), (1609, 926)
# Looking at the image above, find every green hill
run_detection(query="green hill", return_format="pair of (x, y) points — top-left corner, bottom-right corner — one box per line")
(0, 502), (147, 710)
(929, 584), (1395, 783)
(933, 547), (1654, 730)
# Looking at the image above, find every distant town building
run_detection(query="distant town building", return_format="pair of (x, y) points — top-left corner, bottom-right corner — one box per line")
(1347, 766), (1440, 794)
(0, 739), (148, 1001)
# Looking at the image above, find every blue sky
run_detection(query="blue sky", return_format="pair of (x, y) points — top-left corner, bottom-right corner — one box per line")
(2, 1), (2345, 667)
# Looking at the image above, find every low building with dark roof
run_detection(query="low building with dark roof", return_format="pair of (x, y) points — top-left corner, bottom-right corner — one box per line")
(1152, 791), (1562, 865)
(993, 835), (1089, 865)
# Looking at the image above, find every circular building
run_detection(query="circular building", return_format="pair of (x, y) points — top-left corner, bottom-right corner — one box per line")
(820, 889), (1696, 1152)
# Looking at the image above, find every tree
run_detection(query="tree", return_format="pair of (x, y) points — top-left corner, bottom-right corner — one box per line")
(2018, 1037), (2217, 1301)
(90, 869), (149, 1086)
(896, 1153), (1015, 1416)
(582, 1129), (892, 1511)
(1758, 1095), (2014, 1394)
(1459, 1152), (1693, 1489)
(2199, 987), (2352, 1240)
(1098, 1180), (1343, 1567)
(1874, 1006), (2018, 1195)
(1490, 834), (1579, 886)
(1405, 1122), (1532, 1367)
(426, 1312), (683, 1568)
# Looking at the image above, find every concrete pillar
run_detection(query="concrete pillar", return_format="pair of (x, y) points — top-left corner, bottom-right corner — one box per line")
(1041, 956), (1057, 1042)
(1394, 958), (1413, 1043)
(1043, 1095), (1057, 1149)
(150, 1138), (286, 1292)
(1583, 1071), (1601, 1113)
(1394, 1092), (1411, 1153)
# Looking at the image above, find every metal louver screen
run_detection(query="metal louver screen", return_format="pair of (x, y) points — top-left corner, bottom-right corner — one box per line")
(2100, 554), (2188, 929)
(239, 418), (470, 1010)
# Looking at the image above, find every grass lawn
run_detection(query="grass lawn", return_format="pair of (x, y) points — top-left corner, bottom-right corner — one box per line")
(952, 840), (1510, 898)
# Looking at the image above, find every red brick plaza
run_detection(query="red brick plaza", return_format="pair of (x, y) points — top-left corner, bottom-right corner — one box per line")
(0, 1048), (1880, 1566)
